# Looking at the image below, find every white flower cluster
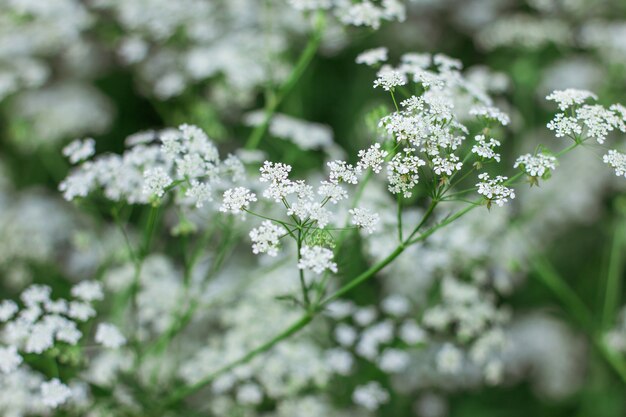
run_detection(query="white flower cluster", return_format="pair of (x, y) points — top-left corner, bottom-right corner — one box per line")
(0, 281), (124, 409)
(603, 149), (626, 178)
(472, 135), (501, 162)
(298, 246), (338, 274)
(356, 47), (388, 66)
(60, 124), (245, 207)
(249, 221), (287, 257)
(245, 112), (334, 152)
(546, 89), (626, 144)
(514, 153), (557, 177)
(476, 173), (515, 207)
(423, 277), (509, 383)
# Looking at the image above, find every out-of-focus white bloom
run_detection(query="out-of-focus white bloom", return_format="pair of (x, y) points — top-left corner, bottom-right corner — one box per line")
(95, 323), (126, 349)
(349, 207), (380, 234)
(62, 139), (96, 164)
(352, 381), (389, 410)
(325, 348), (353, 375)
(0, 301), (18, 322)
(334, 323), (358, 346)
(41, 378), (72, 408)
(245, 112), (334, 151)
(0, 346), (22, 374)
(476, 173), (515, 207)
(378, 348), (410, 373)
(546, 89), (597, 111)
(249, 221), (286, 257)
(514, 153), (557, 177)
(356, 47), (388, 66)
(603, 150), (626, 178)
(436, 343), (463, 374)
(236, 383), (263, 405)
(399, 320), (426, 345)
(71, 281), (104, 302)
(297, 245), (337, 274)
(469, 105), (510, 126)
(381, 295), (410, 316)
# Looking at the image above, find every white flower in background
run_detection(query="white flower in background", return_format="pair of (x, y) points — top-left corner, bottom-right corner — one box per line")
(378, 348), (410, 373)
(349, 207), (380, 234)
(399, 321), (426, 345)
(436, 343), (463, 374)
(41, 378), (72, 408)
(546, 89), (597, 111)
(603, 150), (626, 178)
(95, 323), (126, 349)
(476, 173), (515, 207)
(297, 245), (337, 274)
(0, 300), (18, 322)
(220, 187), (257, 215)
(236, 383), (263, 405)
(0, 346), (23, 374)
(325, 348), (354, 375)
(249, 221), (287, 256)
(356, 47), (388, 66)
(62, 138), (96, 164)
(352, 381), (390, 410)
(185, 180), (213, 208)
(381, 295), (410, 316)
(514, 153), (557, 177)
(334, 323), (358, 346)
(71, 281), (104, 302)
(469, 105), (510, 126)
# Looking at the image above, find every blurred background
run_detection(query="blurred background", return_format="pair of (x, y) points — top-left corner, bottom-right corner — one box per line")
(1, 0), (626, 416)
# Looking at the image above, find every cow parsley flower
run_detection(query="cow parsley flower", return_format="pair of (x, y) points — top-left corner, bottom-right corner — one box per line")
(476, 173), (515, 207)
(249, 221), (287, 257)
(185, 180), (213, 208)
(0, 346), (23, 374)
(378, 348), (410, 373)
(297, 246), (337, 274)
(41, 378), (72, 408)
(357, 143), (388, 173)
(546, 89), (597, 111)
(220, 187), (257, 215)
(95, 323), (126, 348)
(469, 105), (510, 126)
(433, 154), (463, 176)
(352, 381), (390, 410)
(373, 68), (407, 91)
(356, 47), (388, 66)
(0, 300), (18, 322)
(143, 167), (173, 198)
(514, 153), (557, 177)
(71, 281), (104, 302)
(575, 104), (620, 144)
(62, 138), (96, 164)
(387, 151), (426, 198)
(436, 343), (463, 374)
(603, 150), (626, 178)
(547, 113), (583, 138)
(472, 135), (501, 162)
(349, 207), (380, 234)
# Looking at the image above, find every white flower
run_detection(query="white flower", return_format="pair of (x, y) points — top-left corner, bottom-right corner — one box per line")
(476, 173), (515, 207)
(220, 187), (257, 214)
(356, 47), (388, 66)
(433, 154), (463, 176)
(349, 207), (380, 234)
(95, 323), (126, 348)
(469, 106), (510, 126)
(71, 281), (104, 302)
(334, 323), (358, 346)
(327, 160), (359, 184)
(381, 295), (410, 316)
(399, 321), (426, 344)
(0, 300), (18, 322)
(62, 138), (96, 164)
(25, 323), (54, 353)
(41, 378), (72, 408)
(603, 149), (626, 178)
(185, 180), (213, 208)
(546, 89), (597, 111)
(297, 245), (337, 274)
(472, 135), (501, 162)
(373, 68), (407, 91)
(352, 381), (390, 410)
(387, 150), (426, 198)
(68, 301), (96, 322)
(436, 343), (463, 374)
(378, 348), (410, 373)
(325, 348), (353, 375)
(0, 346), (23, 374)
(318, 181), (348, 204)
(236, 383), (263, 405)
(547, 113), (583, 138)
(249, 221), (286, 257)
(21, 285), (52, 307)
(575, 104), (620, 144)
(143, 167), (173, 198)
(514, 153), (557, 177)
(357, 143), (388, 173)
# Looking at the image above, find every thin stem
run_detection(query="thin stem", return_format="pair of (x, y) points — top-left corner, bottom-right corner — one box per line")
(396, 194), (403, 242)
(602, 220), (624, 329)
(164, 314), (313, 406)
(245, 11), (326, 150)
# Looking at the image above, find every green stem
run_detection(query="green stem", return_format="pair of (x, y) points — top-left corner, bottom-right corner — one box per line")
(164, 314), (313, 406)
(602, 220), (624, 329)
(245, 11), (326, 150)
